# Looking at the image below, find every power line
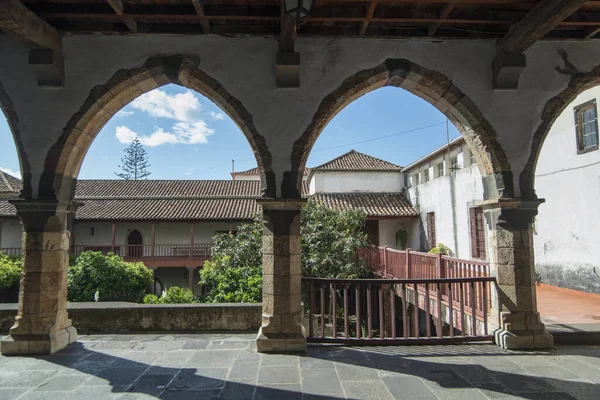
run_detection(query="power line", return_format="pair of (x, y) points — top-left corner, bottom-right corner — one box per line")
(312, 121), (447, 152)
(177, 161), (231, 179)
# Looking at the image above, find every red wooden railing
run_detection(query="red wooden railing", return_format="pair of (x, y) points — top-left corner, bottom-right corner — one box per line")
(358, 246), (492, 313)
(71, 243), (212, 261)
(303, 276), (495, 344)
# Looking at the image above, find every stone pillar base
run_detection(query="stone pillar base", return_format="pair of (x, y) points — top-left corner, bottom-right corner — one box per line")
(1, 326), (78, 356)
(256, 327), (307, 353)
(495, 328), (554, 350)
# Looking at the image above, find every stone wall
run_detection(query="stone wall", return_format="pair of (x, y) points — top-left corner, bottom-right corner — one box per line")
(0, 302), (261, 333)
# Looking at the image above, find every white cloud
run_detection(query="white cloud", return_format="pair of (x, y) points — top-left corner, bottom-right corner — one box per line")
(183, 169), (193, 176)
(115, 110), (134, 117)
(210, 111), (225, 121)
(130, 89), (202, 122)
(0, 167), (21, 179)
(172, 121), (214, 144)
(115, 122), (213, 147)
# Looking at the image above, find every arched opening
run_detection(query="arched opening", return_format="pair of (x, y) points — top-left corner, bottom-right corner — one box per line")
(531, 83), (600, 331)
(42, 55), (274, 202)
(296, 60), (514, 341)
(289, 58), (512, 200)
(0, 98), (22, 303)
(127, 230), (143, 259)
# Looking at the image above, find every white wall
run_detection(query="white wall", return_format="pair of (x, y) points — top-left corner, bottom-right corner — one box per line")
(309, 171), (403, 194)
(534, 86), (600, 294)
(407, 162), (484, 259)
(377, 219), (418, 250)
(232, 175), (260, 181)
(73, 221), (237, 247)
(0, 219), (22, 249)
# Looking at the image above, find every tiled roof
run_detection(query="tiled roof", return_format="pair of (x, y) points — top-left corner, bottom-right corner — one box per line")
(232, 167), (260, 176)
(75, 180), (261, 199)
(312, 150), (402, 172)
(0, 171), (22, 194)
(231, 167), (311, 176)
(309, 192), (419, 217)
(76, 198), (260, 221)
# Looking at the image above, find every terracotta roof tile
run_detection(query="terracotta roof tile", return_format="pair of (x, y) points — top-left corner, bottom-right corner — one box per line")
(312, 150), (402, 172)
(231, 167), (311, 176)
(0, 171), (22, 194)
(75, 180), (261, 199)
(309, 192), (418, 217)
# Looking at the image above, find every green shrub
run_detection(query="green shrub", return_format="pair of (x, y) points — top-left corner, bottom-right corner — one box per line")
(143, 286), (197, 304)
(143, 294), (161, 304)
(68, 251), (153, 303)
(428, 243), (451, 255)
(0, 251), (21, 289)
(201, 218), (263, 303)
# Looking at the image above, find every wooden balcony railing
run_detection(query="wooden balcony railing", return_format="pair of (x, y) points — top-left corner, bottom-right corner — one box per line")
(71, 243), (213, 262)
(303, 276), (496, 345)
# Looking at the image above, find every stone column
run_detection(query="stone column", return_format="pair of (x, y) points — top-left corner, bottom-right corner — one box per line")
(481, 199), (553, 350)
(1, 200), (78, 355)
(256, 199), (306, 353)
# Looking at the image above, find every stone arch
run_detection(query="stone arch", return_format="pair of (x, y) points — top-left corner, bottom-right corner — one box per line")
(520, 66), (600, 199)
(42, 55), (274, 202)
(287, 59), (512, 199)
(0, 82), (30, 197)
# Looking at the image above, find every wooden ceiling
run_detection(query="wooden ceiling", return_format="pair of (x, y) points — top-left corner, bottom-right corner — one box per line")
(15, 0), (600, 40)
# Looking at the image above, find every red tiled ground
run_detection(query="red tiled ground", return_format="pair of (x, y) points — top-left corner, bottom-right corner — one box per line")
(537, 283), (600, 325)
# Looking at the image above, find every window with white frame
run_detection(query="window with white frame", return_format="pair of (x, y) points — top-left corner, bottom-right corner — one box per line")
(422, 169), (430, 183)
(469, 151), (475, 166)
(437, 162), (444, 177)
(450, 156), (459, 173)
(574, 100), (599, 153)
(414, 173), (420, 185)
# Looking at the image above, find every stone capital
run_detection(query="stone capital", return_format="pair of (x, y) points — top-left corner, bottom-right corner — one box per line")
(9, 199), (80, 232)
(478, 198), (544, 230)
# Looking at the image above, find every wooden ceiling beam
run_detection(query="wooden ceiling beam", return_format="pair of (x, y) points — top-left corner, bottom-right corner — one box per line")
(0, 0), (61, 50)
(106, 0), (137, 32)
(493, 0), (587, 90)
(584, 25), (600, 38)
(277, 1), (299, 88)
(359, 1), (377, 37)
(428, 3), (457, 37)
(497, 0), (588, 53)
(0, 0), (64, 86)
(191, 0), (211, 34)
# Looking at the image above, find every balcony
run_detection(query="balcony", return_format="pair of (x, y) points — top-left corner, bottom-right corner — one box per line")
(1, 244), (213, 268)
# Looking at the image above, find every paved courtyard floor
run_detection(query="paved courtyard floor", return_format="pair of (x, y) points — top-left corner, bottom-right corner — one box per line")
(1, 333), (600, 399)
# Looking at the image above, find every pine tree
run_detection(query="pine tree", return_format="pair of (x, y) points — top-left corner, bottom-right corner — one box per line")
(115, 138), (151, 180)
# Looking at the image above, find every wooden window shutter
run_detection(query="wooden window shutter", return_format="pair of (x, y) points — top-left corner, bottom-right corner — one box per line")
(475, 207), (486, 259)
(469, 207), (477, 258)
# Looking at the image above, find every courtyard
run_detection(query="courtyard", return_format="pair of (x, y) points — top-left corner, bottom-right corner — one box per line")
(0, 333), (599, 400)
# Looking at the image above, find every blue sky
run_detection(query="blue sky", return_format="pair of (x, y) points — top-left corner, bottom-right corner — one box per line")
(0, 84), (460, 180)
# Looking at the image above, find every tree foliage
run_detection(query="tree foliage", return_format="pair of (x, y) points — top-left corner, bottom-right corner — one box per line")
(200, 219), (263, 303)
(115, 137), (151, 180)
(0, 251), (21, 289)
(301, 202), (370, 278)
(143, 286), (197, 304)
(68, 251), (153, 302)
(201, 202), (371, 302)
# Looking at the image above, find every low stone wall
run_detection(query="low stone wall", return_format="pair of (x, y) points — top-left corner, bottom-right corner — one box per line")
(0, 302), (262, 333)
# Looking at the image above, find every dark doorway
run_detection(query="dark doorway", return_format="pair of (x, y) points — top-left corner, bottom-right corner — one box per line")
(363, 220), (380, 246)
(127, 230), (143, 259)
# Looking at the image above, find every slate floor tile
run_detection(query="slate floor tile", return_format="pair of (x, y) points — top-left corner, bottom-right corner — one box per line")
(258, 365), (300, 384)
(342, 380), (394, 400)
